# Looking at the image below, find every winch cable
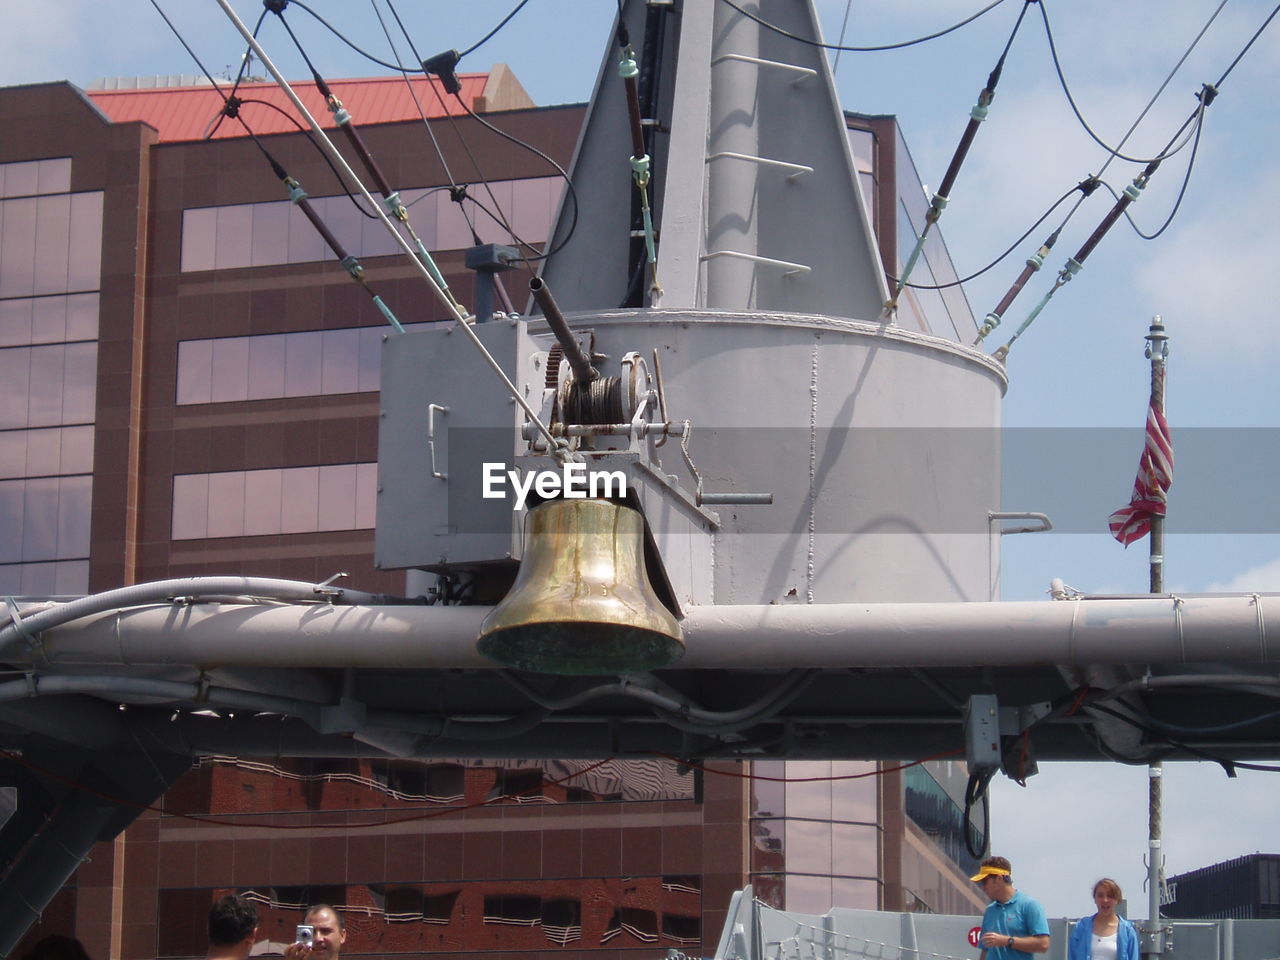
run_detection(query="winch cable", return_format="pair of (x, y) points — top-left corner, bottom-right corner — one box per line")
(888, 0), (1035, 310)
(267, 0), (465, 315)
(149, 0), (405, 333)
(213, 0), (568, 461)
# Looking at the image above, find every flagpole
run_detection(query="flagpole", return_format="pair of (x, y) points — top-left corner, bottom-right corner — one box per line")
(1146, 315), (1168, 594)
(1143, 314), (1168, 960)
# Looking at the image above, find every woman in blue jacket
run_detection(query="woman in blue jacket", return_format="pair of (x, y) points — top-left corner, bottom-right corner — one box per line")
(1068, 878), (1139, 960)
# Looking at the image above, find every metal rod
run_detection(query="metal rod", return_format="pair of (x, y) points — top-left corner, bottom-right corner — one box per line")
(529, 276), (599, 383)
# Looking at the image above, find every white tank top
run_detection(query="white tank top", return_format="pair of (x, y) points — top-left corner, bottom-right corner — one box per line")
(1092, 931), (1118, 960)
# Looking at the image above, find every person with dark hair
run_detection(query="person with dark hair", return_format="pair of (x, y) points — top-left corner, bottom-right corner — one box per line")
(285, 904), (346, 960)
(21, 934), (92, 960)
(207, 894), (259, 960)
(1067, 878), (1139, 960)
(970, 856), (1050, 958)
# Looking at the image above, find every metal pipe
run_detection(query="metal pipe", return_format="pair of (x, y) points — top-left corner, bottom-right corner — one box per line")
(23, 593), (1280, 670)
(529, 276), (599, 383)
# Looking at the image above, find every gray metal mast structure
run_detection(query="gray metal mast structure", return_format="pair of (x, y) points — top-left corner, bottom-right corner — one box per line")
(2, 1), (1279, 950)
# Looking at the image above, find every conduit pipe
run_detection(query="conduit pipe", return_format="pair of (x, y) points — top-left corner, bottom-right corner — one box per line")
(17, 594), (1280, 670)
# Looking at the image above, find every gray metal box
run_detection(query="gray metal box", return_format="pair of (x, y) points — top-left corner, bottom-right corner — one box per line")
(375, 319), (544, 571)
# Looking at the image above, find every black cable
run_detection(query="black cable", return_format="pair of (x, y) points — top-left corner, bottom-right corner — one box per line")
(1087, 702), (1280, 773)
(1036, 3), (1204, 166)
(377, 0), (481, 240)
(889, 180), (1085, 290)
(207, 7), (270, 139)
(450, 93), (582, 263)
(718, 0), (1011, 52)
(963, 767), (994, 859)
(1113, 100), (1209, 241)
(287, 0), (425, 72)
(1213, 1), (1280, 88)
(458, 0), (531, 60)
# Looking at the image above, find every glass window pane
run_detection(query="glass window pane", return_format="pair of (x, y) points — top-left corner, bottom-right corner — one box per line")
(832, 761), (878, 822)
(832, 878), (878, 910)
(320, 329), (360, 395)
(56, 475), (91, 558)
(286, 204), (326, 264)
(21, 477), (58, 561)
(176, 340), (214, 405)
(751, 761), (786, 817)
(832, 823), (878, 872)
(250, 201), (290, 267)
(317, 463), (357, 531)
(52, 558), (88, 594)
(3, 162), (39, 198)
(784, 874), (832, 915)
(32, 194), (71, 296)
(0, 348), (32, 429)
(206, 471), (246, 537)
(319, 195), (363, 259)
(171, 474), (209, 540)
(0, 563), (23, 594)
(284, 331), (323, 396)
(62, 342), (98, 424)
(784, 819), (833, 875)
(0, 297), (33, 347)
(61, 425), (94, 474)
(750, 818), (785, 874)
(435, 188), (474, 251)
(23, 427), (60, 477)
(243, 469), (283, 535)
(214, 204), (253, 270)
(246, 334), (287, 400)
(26, 345), (65, 428)
(181, 208), (217, 272)
(509, 177), (555, 247)
(67, 193), (104, 292)
(355, 462), (377, 529)
(279, 467), (319, 533)
(31, 295), (67, 345)
(474, 180), (514, 245)
(209, 337), (251, 403)
(0, 480), (23, 561)
(0, 432), (23, 479)
(357, 326), (383, 392)
(785, 761), (831, 819)
(37, 158), (72, 196)
(20, 562), (57, 595)
(1, 197), (38, 298)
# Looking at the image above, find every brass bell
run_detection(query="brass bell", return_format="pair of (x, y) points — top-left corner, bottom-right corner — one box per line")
(477, 497), (684, 674)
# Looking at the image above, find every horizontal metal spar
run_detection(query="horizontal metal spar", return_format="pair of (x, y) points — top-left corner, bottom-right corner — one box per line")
(21, 593), (1280, 669)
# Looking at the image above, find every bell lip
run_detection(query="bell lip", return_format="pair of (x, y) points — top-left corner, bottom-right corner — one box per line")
(477, 622), (685, 675)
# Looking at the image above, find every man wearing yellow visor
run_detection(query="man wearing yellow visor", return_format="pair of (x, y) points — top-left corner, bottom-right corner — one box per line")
(970, 856), (1050, 958)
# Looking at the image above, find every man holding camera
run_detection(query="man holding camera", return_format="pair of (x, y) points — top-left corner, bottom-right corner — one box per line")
(285, 904), (347, 960)
(206, 895), (259, 960)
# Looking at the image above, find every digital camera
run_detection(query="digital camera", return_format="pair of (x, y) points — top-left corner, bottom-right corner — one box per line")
(295, 924), (316, 946)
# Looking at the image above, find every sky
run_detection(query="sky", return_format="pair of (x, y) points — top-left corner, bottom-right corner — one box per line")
(3, 0), (1279, 923)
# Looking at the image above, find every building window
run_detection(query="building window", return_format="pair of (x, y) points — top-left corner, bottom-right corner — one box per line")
(176, 326), (385, 404)
(0, 158), (71, 199)
(170, 463), (377, 540)
(180, 176), (562, 272)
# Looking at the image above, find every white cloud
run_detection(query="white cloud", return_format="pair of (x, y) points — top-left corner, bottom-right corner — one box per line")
(1206, 555), (1280, 593)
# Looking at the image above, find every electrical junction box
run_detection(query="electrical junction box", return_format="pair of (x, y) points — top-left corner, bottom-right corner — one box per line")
(963, 693), (1002, 773)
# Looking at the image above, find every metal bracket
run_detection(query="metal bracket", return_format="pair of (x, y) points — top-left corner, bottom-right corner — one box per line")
(427, 404), (448, 479)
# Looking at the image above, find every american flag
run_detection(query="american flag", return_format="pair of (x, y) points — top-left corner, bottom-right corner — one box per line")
(1107, 400), (1173, 545)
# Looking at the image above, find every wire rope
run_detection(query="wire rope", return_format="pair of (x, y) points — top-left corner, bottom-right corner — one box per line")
(458, 0), (531, 60)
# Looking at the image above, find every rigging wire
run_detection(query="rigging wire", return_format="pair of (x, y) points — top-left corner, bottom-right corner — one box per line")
(890, 179), (1088, 291)
(458, 0), (531, 60)
(371, 0), (482, 242)
(888, 0), (1035, 304)
(205, 7), (270, 139)
(212, 0), (565, 457)
(1114, 93), (1211, 242)
(717, 0), (1011, 52)
(285, 0), (422, 72)
(1035, 0), (1227, 166)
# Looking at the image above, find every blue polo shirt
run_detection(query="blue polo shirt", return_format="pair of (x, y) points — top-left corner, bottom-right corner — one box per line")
(981, 891), (1049, 960)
